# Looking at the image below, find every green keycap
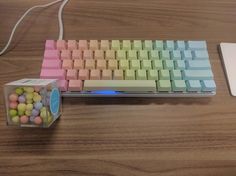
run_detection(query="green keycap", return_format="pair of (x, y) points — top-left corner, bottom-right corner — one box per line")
(141, 60), (152, 70)
(116, 50), (126, 60)
(171, 70), (182, 80)
(122, 40), (131, 50)
(163, 60), (174, 70)
(183, 70), (213, 80)
(182, 50), (192, 60)
(176, 40), (186, 50)
(152, 60), (163, 70)
(111, 40), (120, 50)
(143, 40), (153, 50)
(186, 60), (211, 69)
(171, 50), (182, 60)
(187, 41), (207, 50)
(136, 70), (147, 80)
(119, 60), (129, 69)
(139, 50), (149, 60)
(130, 60), (140, 69)
(154, 40), (164, 50)
(150, 50), (160, 60)
(174, 60), (185, 70)
(159, 70), (170, 80)
(165, 40), (175, 50)
(133, 40), (142, 50)
(172, 80), (186, 92)
(157, 80), (171, 92)
(127, 50), (137, 60)
(193, 50), (209, 60)
(148, 70), (158, 80)
(186, 80), (202, 92)
(160, 50), (170, 59)
(125, 70), (135, 80)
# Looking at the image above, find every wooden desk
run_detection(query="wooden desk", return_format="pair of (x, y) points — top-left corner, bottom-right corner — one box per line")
(0, 0), (236, 175)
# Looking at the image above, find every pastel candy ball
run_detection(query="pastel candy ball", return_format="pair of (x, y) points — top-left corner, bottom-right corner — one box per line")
(29, 116), (36, 122)
(15, 87), (23, 95)
(17, 103), (26, 111)
(9, 102), (18, 109)
(9, 109), (18, 117)
(18, 95), (26, 103)
(25, 87), (34, 93)
(40, 107), (47, 112)
(32, 109), (39, 116)
(33, 95), (42, 102)
(20, 115), (29, 124)
(26, 99), (33, 104)
(18, 110), (25, 116)
(40, 110), (48, 119)
(25, 110), (32, 116)
(34, 102), (43, 110)
(12, 116), (20, 124)
(9, 93), (18, 102)
(26, 104), (33, 111)
(26, 93), (33, 100)
(34, 116), (43, 125)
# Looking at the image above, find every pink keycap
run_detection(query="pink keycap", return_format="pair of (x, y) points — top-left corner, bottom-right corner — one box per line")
(68, 80), (83, 91)
(83, 50), (93, 59)
(96, 60), (107, 69)
(45, 40), (56, 50)
(90, 70), (101, 80)
(57, 40), (67, 50)
(78, 40), (88, 50)
(68, 40), (77, 50)
(61, 50), (71, 60)
(44, 50), (60, 60)
(57, 80), (68, 91)
(74, 60), (84, 69)
(40, 69), (66, 79)
(78, 69), (89, 80)
(72, 50), (82, 59)
(62, 60), (73, 69)
(42, 59), (61, 69)
(66, 69), (78, 80)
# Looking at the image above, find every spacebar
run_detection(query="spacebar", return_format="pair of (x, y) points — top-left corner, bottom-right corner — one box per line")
(83, 80), (157, 92)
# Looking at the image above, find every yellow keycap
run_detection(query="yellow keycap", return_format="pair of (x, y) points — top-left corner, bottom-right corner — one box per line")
(100, 40), (110, 50)
(139, 50), (149, 60)
(108, 60), (118, 70)
(119, 60), (129, 70)
(102, 70), (112, 80)
(141, 60), (152, 70)
(136, 69), (147, 80)
(143, 40), (153, 50)
(122, 40), (131, 50)
(105, 50), (115, 60)
(89, 40), (99, 50)
(133, 40), (142, 50)
(148, 70), (158, 80)
(125, 70), (135, 80)
(116, 50), (126, 60)
(94, 50), (104, 60)
(127, 50), (137, 60)
(130, 60), (140, 69)
(85, 59), (95, 69)
(96, 60), (107, 69)
(111, 40), (120, 50)
(113, 70), (124, 80)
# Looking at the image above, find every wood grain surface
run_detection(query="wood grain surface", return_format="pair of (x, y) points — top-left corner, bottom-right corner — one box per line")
(1, 0), (236, 175)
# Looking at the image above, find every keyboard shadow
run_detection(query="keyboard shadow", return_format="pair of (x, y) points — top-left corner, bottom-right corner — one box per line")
(62, 97), (212, 105)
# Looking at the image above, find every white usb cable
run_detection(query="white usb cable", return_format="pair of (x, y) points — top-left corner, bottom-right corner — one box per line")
(0, 0), (69, 55)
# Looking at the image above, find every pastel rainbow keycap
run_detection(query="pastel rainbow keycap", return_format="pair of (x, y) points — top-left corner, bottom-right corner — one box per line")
(40, 40), (216, 97)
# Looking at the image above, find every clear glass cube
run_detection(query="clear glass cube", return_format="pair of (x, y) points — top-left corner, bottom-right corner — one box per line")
(4, 79), (61, 128)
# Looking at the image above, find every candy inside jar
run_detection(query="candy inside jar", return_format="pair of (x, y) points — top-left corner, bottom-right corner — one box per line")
(4, 79), (61, 128)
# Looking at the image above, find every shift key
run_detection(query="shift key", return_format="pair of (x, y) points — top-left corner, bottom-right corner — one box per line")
(183, 70), (213, 80)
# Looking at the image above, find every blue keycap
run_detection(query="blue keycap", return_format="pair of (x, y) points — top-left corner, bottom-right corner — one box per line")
(193, 50), (209, 60)
(183, 70), (213, 80)
(171, 50), (182, 60)
(160, 50), (170, 59)
(186, 60), (211, 69)
(165, 40), (175, 50)
(201, 80), (216, 91)
(187, 41), (207, 50)
(182, 50), (192, 60)
(176, 40), (186, 50)
(186, 80), (202, 92)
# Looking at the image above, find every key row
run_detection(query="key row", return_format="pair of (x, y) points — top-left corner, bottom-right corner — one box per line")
(40, 69), (214, 81)
(45, 40), (207, 51)
(44, 49), (209, 60)
(57, 79), (216, 92)
(42, 59), (211, 70)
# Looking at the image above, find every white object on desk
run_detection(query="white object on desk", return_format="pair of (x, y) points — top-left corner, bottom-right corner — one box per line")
(220, 43), (236, 96)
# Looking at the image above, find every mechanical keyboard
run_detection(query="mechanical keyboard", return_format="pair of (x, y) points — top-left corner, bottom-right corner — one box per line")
(40, 40), (216, 97)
